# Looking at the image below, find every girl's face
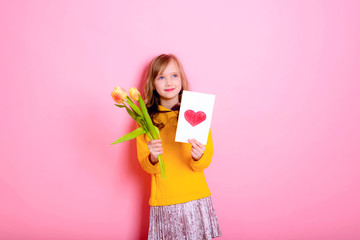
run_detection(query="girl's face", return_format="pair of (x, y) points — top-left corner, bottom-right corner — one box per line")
(154, 60), (182, 103)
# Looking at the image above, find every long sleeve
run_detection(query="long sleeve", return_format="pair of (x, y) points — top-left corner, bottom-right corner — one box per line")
(139, 106), (213, 206)
(136, 133), (161, 175)
(190, 129), (214, 171)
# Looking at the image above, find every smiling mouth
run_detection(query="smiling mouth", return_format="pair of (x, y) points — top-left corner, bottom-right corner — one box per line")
(165, 88), (175, 92)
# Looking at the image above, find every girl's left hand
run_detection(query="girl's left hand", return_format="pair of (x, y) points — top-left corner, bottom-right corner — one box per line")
(188, 139), (206, 161)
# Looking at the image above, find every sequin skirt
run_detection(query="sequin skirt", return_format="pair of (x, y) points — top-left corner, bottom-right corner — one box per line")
(148, 196), (222, 240)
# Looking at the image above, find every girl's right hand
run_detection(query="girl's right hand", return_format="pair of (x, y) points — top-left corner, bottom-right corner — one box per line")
(147, 139), (163, 164)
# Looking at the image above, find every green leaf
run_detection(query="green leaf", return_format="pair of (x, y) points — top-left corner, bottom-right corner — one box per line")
(114, 104), (126, 108)
(124, 104), (136, 120)
(117, 103), (144, 128)
(136, 116), (148, 132)
(111, 127), (146, 144)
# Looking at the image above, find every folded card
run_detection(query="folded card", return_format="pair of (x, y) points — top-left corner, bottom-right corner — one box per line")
(175, 90), (215, 145)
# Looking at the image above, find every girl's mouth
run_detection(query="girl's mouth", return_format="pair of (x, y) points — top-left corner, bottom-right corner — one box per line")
(165, 88), (175, 92)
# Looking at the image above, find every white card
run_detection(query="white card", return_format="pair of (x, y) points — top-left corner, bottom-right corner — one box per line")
(175, 90), (216, 145)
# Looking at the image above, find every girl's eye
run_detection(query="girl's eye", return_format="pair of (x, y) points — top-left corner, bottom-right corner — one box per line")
(172, 74), (178, 78)
(158, 76), (164, 80)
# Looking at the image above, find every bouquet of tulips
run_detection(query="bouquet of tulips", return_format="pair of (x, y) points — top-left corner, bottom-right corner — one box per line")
(111, 87), (165, 178)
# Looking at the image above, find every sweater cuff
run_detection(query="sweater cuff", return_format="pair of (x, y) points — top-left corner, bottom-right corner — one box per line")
(142, 154), (160, 174)
(190, 148), (213, 171)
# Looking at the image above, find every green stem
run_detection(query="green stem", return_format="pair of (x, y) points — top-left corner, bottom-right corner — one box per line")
(126, 97), (143, 117)
(158, 155), (165, 179)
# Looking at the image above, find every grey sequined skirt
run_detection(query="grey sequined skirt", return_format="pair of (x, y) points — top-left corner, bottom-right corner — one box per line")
(148, 196), (222, 240)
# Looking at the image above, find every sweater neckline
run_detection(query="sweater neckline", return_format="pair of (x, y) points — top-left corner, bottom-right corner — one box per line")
(157, 105), (179, 112)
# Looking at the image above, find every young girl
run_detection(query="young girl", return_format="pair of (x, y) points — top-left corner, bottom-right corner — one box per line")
(136, 54), (222, 239)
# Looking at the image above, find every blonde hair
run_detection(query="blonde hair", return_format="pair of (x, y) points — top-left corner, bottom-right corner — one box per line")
(144, 54), (190, 115)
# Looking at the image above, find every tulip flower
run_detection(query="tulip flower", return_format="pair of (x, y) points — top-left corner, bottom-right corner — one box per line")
(110, 86), (166, 178)
(129, 87), (140, 101)
(111, 87), (128, 103)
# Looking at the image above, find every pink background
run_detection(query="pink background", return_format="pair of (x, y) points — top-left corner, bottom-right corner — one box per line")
(1, 0), (360, 239)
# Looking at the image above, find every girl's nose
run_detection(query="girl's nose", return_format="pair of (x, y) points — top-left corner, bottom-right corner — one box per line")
(165, 77), (171, 86)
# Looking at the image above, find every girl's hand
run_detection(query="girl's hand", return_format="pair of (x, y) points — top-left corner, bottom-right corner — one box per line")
(188, 139), (206, 161)
(147, 139), (163, 164)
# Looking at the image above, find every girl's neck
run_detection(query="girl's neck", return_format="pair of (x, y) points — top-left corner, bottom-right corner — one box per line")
(160, 98), (179, 110)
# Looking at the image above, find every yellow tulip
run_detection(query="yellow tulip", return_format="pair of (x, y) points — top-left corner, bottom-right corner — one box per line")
(111, 86), (128, 103)
(129, 87), (140, 101)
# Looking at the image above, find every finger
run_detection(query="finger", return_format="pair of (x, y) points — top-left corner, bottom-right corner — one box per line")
(191, 147), (201, 157)
(154, 143), (162, 148)
(155, 150), (163, 155)
(149, 142), (162, 148)
(191, 149), (201, 160)
(188, 139), (200, 148)
(150, 139), (162, 144)
(151, 149), (163, 155)
(192, 143), (205, 154)
(191, 144), (201, 153)
(192, 139), (205, 150)
(188, 139), (198, 147)
(150, 146), (163, 152)
(190, 149), (197, 158)
(148, 146), (163, 154)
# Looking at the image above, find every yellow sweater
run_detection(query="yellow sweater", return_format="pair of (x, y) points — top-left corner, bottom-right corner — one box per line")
(136, 105), (214, 206)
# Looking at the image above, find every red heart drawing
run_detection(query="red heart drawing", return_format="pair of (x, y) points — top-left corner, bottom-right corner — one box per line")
(184, 110), (207, 127)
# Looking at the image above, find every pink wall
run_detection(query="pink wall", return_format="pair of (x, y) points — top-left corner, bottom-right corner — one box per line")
(1, 0), (360, 239)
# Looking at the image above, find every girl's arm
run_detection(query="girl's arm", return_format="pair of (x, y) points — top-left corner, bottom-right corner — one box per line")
(189, 129), (214, 171)
(136, 134), (161, 174)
